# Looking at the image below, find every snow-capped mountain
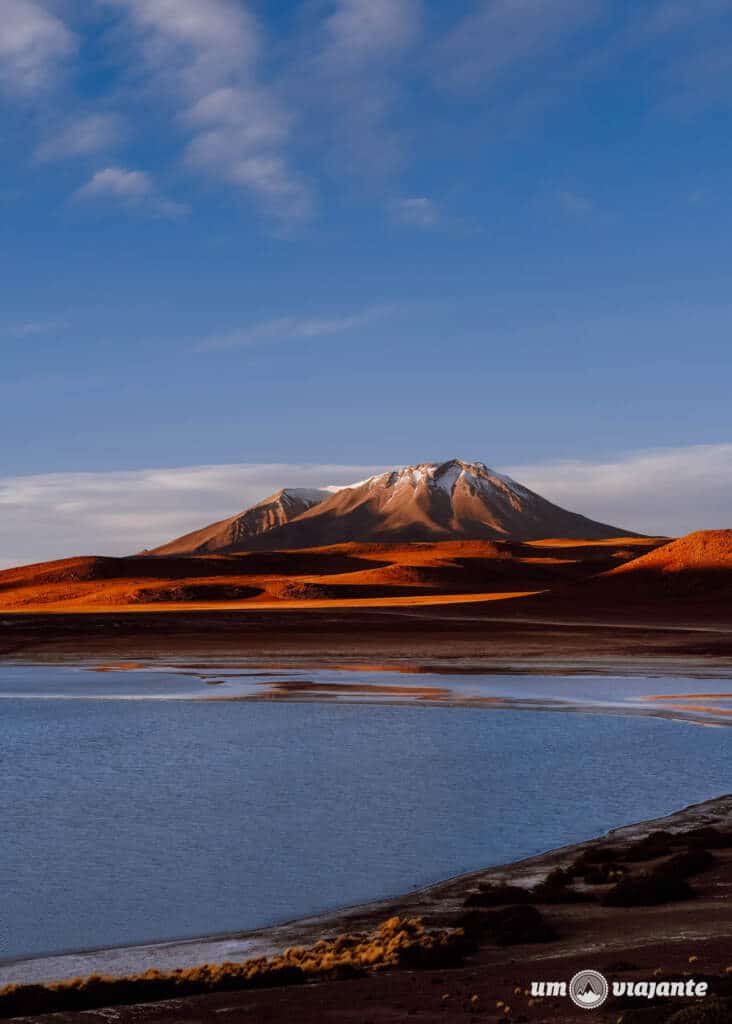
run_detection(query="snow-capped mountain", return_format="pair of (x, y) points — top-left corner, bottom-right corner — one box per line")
(149, 459), (636, 554)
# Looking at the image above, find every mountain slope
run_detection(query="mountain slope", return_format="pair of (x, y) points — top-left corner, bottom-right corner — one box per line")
(149, 488), (330, 556)
(150, 459), (637, 554)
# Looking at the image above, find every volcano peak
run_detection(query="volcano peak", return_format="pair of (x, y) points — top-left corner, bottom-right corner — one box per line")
(149, 457), (637, 555)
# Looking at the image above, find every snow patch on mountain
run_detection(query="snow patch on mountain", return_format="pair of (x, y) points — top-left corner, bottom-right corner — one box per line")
(327, 460), (532, 502)
(434, 462), (462, 494)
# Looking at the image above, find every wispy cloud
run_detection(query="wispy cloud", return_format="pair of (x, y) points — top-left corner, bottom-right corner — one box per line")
(198, 306), (391, 352)
(35, 112), (126, 162)
(658, 40), (732, 116)
(434, 0), (604, 92)
(569, 0), (732, 117)
(297, 0), (423, 181)
(73, 166), (187, 218)
(508, 444), (732, 538)
(390, 196), (442, 228)
(610, 0), (732, 51)
(321, 0), (422, 70)
(0, 5), (136, 209)
(74, 166), (151, 201)
(0, 0), (76, 96)
(5, 0), (732, 230)
(1, 317), (68, 338)
(101, 0), (311, 224)
(0, 463), (387, 568)
(633, 0), (732, 38)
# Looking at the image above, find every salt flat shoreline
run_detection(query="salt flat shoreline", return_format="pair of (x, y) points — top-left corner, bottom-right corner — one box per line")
(3, 655), (732, 730)
(3, 793), (731, 989)
(2, 605), (732, 681)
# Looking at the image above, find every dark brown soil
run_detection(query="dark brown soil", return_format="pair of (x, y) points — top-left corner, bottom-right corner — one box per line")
(3, 605), (732, 679)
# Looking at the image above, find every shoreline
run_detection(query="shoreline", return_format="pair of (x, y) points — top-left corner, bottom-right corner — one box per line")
(2, 660), (732, 728)
(3, 607), (732, 682)
(4, 793), (731, 989)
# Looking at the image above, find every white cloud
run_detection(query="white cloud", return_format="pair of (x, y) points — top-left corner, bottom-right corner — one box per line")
(1, 445), (731, 570)
(0, 7), (130, 201)
(0, 463), (386, 568)
(35, 112), (125, 162)
(72, 166), (187, 218)
(0, 0), (75, 95)
(102, 0), (310, 223)
(321, 0), (422, 70)
(184, 86), (287, 146)
(198, 306), (390, 352)
(391, 196), (442, 228)
(187, 148), (311, 223)
(102, 0), (260, 88)
(74, 166), (151, 201)
(507, 444), (732, 538)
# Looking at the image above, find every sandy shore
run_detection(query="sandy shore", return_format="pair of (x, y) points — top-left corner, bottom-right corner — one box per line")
(4, 794), (731, 1022)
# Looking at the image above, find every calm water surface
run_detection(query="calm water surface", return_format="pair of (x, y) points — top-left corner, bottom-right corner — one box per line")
(0, 666), (730, 962)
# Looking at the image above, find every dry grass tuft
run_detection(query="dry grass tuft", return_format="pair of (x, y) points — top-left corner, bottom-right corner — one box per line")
(0, 917), (469, 1019)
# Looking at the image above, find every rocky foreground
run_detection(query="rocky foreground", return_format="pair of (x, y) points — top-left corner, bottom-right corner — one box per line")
(3, 795), (731, 1023)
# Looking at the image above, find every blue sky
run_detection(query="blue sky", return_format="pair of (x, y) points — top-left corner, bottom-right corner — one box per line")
(1, 1), (732, 561)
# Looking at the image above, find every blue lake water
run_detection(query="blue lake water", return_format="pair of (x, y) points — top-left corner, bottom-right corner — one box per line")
(0, 665), (730, 964)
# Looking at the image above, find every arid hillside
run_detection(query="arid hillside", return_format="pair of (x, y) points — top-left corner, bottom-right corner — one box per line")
(608, 529), (732, 575)
(500, 530), (732, 624)
(0, 536), (661, 612)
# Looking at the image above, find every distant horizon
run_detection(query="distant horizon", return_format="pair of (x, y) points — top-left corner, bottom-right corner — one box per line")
(1, 442), (730, 568)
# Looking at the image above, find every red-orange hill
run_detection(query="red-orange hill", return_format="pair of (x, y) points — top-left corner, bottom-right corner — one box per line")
(1, 532), (730, 618)
(505, 529), (732, 624)
(0, 533), (691, 612)
(609, 529), (732, 574)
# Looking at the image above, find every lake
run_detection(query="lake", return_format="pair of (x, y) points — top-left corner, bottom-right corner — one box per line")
(1, 665), (730, 967)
